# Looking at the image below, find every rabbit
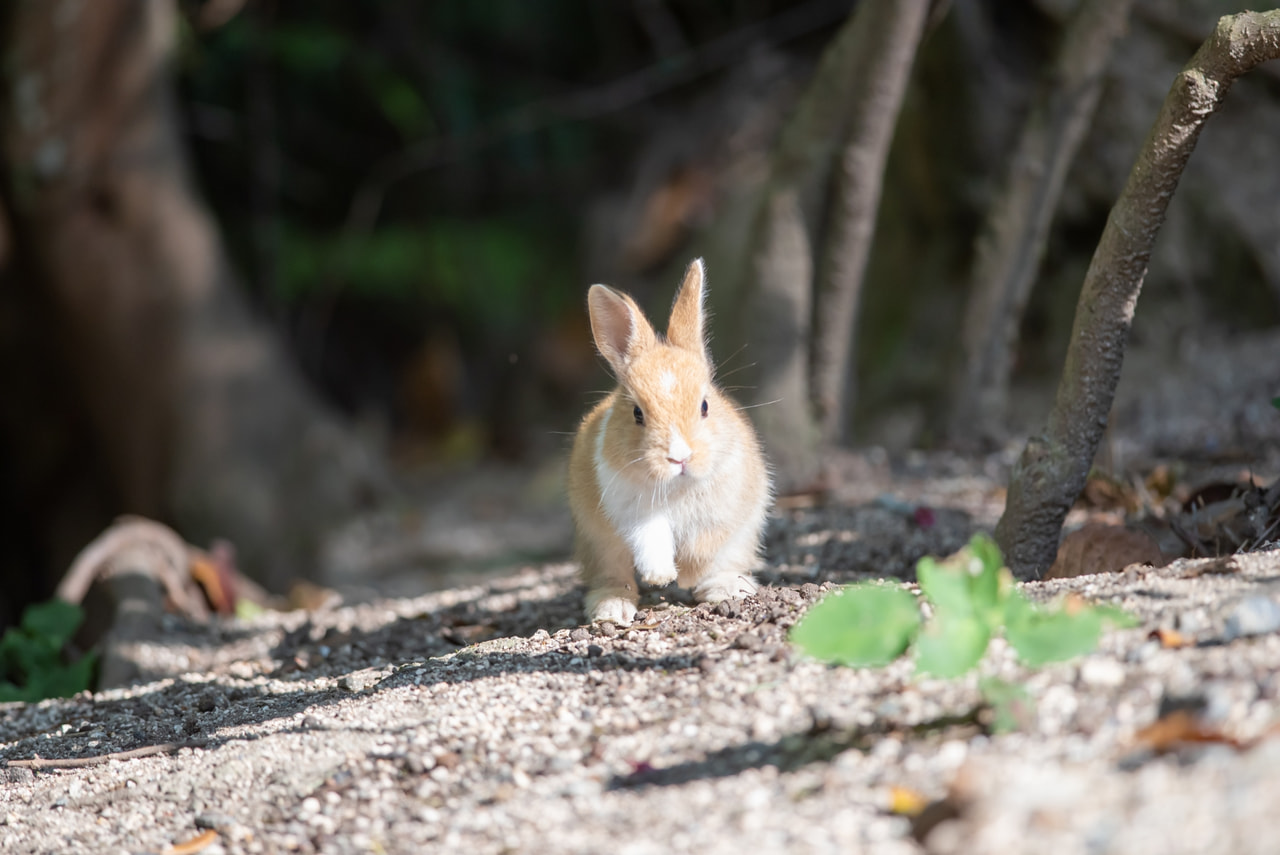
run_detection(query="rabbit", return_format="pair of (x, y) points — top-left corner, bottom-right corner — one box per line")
(567, 258), (771, 625)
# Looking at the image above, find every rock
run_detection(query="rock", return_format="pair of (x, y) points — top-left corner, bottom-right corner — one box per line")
(1080, 658), (1125, 688)
(1176, 608), (1210, 635)
(1223, 596), (1280, 641)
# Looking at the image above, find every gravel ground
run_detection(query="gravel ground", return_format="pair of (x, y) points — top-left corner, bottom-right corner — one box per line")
(5, 506), (1280, 854)
(6, 283), (1278, 855)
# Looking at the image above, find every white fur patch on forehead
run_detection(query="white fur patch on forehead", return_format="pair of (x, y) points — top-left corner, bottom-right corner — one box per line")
(660, 370), (676, 394)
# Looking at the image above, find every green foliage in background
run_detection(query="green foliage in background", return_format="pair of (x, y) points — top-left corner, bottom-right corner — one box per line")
(0, 600), (96, 703)
(790, 534), (1137, 681)
(277, 218), (572, 322)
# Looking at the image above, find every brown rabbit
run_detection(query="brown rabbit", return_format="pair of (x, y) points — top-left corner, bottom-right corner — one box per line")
(567, 259), (771, 624)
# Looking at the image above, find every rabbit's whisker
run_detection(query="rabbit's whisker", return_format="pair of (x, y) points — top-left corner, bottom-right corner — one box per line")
(599, 453), (647, 510)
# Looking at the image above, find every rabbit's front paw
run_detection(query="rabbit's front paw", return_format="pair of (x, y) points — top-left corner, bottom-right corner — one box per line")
(628, 515), (677, 586)
(586, 591), (638, 625)
(695, 573), (758, 604)
(636, 560), (678, 587)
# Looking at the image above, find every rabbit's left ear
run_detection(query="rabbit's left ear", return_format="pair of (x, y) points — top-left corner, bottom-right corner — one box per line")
(667, 258), (707, 355)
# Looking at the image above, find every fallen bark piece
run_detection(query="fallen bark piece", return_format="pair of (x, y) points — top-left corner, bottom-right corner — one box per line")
(1044, 523), (1165, 579)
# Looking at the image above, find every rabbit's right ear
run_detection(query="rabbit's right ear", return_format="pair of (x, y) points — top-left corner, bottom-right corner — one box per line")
(588, 284), (656, 376)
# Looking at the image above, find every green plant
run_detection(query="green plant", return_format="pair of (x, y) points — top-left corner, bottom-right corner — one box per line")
(790, 534), (1136, 679)
(0, 599), (97, 703)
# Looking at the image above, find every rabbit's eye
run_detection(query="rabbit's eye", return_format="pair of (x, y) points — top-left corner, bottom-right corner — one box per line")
(701, 399), (708, 418)
(633, 405), (644, 426)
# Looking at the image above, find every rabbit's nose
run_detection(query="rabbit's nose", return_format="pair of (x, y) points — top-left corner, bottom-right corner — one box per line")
(667, 432), (692, 465)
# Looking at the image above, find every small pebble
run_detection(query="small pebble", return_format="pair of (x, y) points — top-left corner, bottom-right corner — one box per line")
(1080, 658), (1125, 688)
(1176, 608), (1210, 635)
(1223, 596), (1280, 641)
(340, 672), (378, 692)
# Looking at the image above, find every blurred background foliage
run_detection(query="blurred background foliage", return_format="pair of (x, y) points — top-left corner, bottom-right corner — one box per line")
(174, 0), (1278, 467)
(173, 0), (853, 459)
(2, 0), (1277, 629)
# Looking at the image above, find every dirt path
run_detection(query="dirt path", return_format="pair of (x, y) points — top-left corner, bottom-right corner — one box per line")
(4, 530), (1280, 855)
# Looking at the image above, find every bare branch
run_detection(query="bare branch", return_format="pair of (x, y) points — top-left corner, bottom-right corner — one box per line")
(742, 0), (934, 488)
(810, 0), (933, 445)
(56, 516), (208, 619)
(997, 10), (1280, 578)
(950, 0), (1135, 446)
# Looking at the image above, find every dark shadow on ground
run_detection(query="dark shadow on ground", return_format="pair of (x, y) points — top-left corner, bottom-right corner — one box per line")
(0, 498), (980, 769)
(607, 710), (987, 790)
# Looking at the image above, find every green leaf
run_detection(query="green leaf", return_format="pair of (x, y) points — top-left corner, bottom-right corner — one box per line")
(0, 599), (95, 701)
(0, 631), (57, 678)
(966, 534), (1005, 615)
(20, 599), (84, 648)
(914, 612), (990, 678)
(1004, 593), (1103, 666)
(790, 584), (921, 668)
(0, 681), (33, 703)
(269, 25), (347, 74)
(978, 676), (1034, 733)
(26, 652), (97, 701)
(1272, 396), (1280, 411)
(916, 534), (1007, 625)
(916, 555), (973, 616)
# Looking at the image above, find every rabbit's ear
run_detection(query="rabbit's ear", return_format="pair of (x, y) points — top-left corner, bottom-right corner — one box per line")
(666, 258), (707, 355)
(588, 284), (656, 375)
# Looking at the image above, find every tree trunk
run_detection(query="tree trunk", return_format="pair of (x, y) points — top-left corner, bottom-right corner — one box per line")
(743, 0), (936, 490)
(996, 10), (1280, 578)
(949, 0), (1134, 447)
(1, 0), (388, 592)
(745, 189), (820, 491)
(810, 0), (932, 446)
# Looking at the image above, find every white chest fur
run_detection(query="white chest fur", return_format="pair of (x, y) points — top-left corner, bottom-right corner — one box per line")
(594, 408), (679, 585)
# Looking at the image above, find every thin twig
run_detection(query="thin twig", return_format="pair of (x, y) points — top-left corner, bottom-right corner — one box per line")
(5, 738), (211, 770)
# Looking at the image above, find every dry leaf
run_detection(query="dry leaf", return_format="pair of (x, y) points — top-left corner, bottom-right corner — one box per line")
(1081, 474), (1140, 513)
(1148, 628), (1192, 649)
(1144, 464), (1176, 501)
(1046, 523), (1165, 579)
(165, 829), (219, 855)
(1133, 709), (1244, 754)
(887, 785), (927, 816)
(287, 580), (343, 612)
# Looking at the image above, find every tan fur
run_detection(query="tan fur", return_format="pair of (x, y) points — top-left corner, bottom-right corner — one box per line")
(567, 259), (771, 624)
